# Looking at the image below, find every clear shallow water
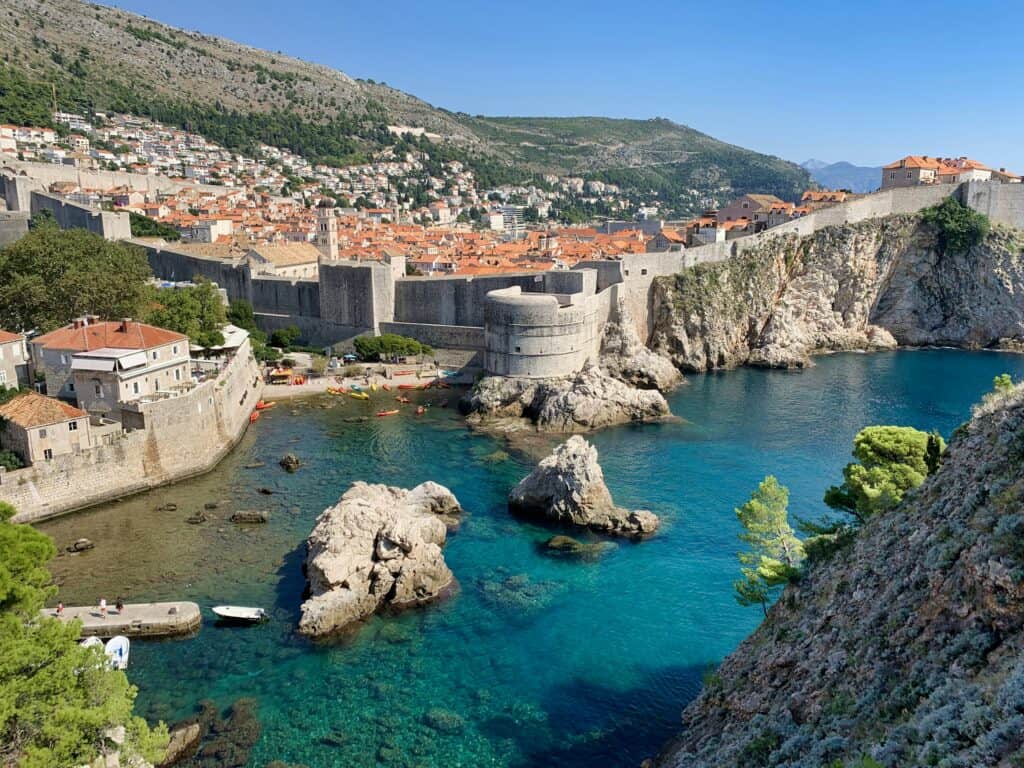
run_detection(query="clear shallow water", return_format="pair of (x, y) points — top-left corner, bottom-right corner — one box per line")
(39, 350), (1024, 768)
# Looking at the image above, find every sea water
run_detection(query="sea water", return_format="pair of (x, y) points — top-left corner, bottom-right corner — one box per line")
(39, 350), (1024, 768)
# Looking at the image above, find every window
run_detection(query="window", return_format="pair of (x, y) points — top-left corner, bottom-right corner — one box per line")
(174, 369), (182, 382)
(889, 172), (896, 180)
(172, 345), (179, 355)
(69, 421), (78, 432)
(94, 383), (101, 396)
(515, 346), (521, 353)
(61, 353), (69, 365)
(0, 370), (5, 385)
(39, 428), (47, 439)
(152, 351), (159, 360)
(641, 268), (648, 276)
(43, 448), (53, 461)
(68, 382), (74, 392)
(132, 381), (140, 395)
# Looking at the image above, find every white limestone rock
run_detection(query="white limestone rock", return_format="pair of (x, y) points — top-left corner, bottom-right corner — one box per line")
(508, 435), (659, 537)
(462, 363), (671, 433)
(298, 481), (461, 638)
(600, 298), (684, 390)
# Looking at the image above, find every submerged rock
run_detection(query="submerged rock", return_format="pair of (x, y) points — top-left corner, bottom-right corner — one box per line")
(509, 436), (659, 537)
(230, 510), (268, 524)
(542, 535), (617, 560)
(298, 481), (462, 638)
(185, 512), (207, 525)
(279, 453), (301, 472)
(67, 538), (94, 553)
(158, 722), (201, 767)
(461, 362), (671, 433)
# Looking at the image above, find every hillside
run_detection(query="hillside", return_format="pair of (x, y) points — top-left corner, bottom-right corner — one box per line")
(0, 0), (810, 214)
(654, 383), (1024, 767)
(802, 159), (881, 193)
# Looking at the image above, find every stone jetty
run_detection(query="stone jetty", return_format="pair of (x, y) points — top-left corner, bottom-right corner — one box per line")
(44, 601), (202, 638)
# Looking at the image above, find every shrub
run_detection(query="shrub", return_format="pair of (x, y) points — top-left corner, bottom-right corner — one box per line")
(0, 449), (24, 471)
(922, 197), (990, 254)
(353, 333), (432, 362)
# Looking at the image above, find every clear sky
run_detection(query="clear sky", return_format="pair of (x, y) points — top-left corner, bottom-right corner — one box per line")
(104, 0), (1023, 171)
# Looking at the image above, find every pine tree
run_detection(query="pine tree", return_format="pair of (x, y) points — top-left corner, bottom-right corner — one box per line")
(734, 477), (805, 616)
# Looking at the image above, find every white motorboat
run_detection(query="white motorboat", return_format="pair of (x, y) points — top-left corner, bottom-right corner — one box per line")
(211, 605), (267, 623)
(104, 636), (130, 670)
(80, 636), (103, 650)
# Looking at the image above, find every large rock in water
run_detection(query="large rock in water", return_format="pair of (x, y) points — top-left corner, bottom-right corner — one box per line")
(298, 481), (461, 637)
(652, 387), (1024, 767)
(461, 363), (671, 433)
(508, 436), (658, 536)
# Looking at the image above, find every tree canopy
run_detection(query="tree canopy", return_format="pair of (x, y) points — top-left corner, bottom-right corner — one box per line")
(353, 333), (432, 361)
(128, 212), (181, 241)
(0, 226), (152, 333)
(824, 426), (945, 524)
(0, 503), (167, 766)
(142, 279), (226, 348)
(734, 476), (805, 615)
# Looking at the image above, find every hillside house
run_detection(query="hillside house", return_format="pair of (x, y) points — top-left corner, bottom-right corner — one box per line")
(717, 194), (786, 228)
(31, 318), (189, 411)
(0, 391), (91, 465)
(881, 156), (1020, 189)
(0, 331), (29, 390)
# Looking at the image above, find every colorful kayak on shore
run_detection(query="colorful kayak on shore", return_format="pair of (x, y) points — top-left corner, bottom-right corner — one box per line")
(348, 391), (370, 401)
(376, 409), (400, 417)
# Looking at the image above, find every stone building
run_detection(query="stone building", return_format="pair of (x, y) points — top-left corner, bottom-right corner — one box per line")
(31, 317), (189, 407)
(0, 391), (91, 465)
(245, 243), (321, 279)
(0, 330), (29, 389)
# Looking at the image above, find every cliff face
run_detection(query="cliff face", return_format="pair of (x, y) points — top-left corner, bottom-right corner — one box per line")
(649, 216), (1024, 371)
(654, 389), (1024, 767)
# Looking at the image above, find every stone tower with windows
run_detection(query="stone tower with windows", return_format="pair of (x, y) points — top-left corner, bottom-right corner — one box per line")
(315, 205), (337, 261)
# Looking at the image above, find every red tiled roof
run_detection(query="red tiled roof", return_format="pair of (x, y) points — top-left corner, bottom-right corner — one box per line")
(0, 330), (23, 344)
(33, 321), (187, 352)
(0, 391), (86, 428)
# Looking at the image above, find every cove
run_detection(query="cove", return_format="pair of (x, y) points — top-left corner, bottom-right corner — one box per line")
(38, 349), (1024, 768)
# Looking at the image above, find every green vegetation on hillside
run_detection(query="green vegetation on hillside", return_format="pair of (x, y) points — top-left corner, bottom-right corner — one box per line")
(922, 197), (990, 254)
(0, 224), (151, 333)
(0, 501), (168, 766)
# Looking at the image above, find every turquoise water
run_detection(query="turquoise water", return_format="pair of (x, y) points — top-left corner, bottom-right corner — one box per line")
(40, 350), (1024, 767)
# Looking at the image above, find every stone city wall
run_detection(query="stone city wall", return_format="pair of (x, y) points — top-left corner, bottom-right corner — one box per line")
(1, 341), (263, 523)
(378, 321), (485, 351)
(0, 211), (30, 247)
(483, 286), (603, 378)
(2, 160), (226, 196)
(960, 180), (1024, 229)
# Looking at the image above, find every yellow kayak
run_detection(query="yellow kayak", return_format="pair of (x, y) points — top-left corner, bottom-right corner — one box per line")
(348, 391), (370, 401)
(371, 382), (378, 392)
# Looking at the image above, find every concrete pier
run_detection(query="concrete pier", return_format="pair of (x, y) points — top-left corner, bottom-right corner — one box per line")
(44, 601), (202, 638)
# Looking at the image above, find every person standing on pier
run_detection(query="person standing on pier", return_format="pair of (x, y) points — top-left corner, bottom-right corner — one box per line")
(116, 596), (124, 614)
(99, 597), (107, 619)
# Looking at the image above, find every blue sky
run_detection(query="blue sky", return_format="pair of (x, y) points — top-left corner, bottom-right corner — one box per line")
(105, 0), (1023, 170)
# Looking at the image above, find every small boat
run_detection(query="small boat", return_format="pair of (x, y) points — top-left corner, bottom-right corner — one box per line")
(393, 369), (415, 376)
(396, 396), (411, 404)
(348, 390), (370, 401)
(381, 383), (392, 392)
(104, 636), (130, 670)
(397, 383), (419, 390)
(376, 409), (400, 417)
(212, 606), (268, 623)
(371, 383), (378, 392)
(255, 400), (276, 410)
(249, 411), (260, 423)
(327, 387), (347, 395)
(80, 636), (103, 650)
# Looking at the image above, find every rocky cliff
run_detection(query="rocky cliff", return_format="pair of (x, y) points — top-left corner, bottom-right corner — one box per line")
(650, 215), (1024, 371)
(653, 388), (1024, 767)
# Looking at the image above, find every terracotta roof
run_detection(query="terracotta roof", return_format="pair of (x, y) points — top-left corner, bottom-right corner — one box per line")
(883, 155), (942, 170)
(33, 321), (187, 352)
(0, 391), (86, 428)
(0, 330), (23, 344)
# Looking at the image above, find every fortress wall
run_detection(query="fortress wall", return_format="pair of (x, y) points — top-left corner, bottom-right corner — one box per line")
(251, 276), (320, 317)
(318, 261), (386, 331)
(3, 341), (263, 523)
(143, 243), (252, 302)
(379, 322), (485, 350)
(0, 211), (29, 247)
(574, 260), (624, 292)
(3, 160), (227, 196)
(29, 191), (132, 240)
(483, 287), (601, 378)
(960, 181), (1024, 229)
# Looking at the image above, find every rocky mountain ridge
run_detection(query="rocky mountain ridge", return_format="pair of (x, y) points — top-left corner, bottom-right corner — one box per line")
(649, 214), (1024, 372)
(653, 385), (1024, 767)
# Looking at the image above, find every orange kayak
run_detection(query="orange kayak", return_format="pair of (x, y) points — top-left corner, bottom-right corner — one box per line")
(255, 400), (276, 410)
(382, 383), (392, 392)
(249, 411), (261, 423)
(376, 409), (400, 417)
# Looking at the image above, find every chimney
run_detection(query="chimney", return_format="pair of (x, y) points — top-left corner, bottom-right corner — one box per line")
(119, 317), (133, 332)
(86, 314), (99, 324)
